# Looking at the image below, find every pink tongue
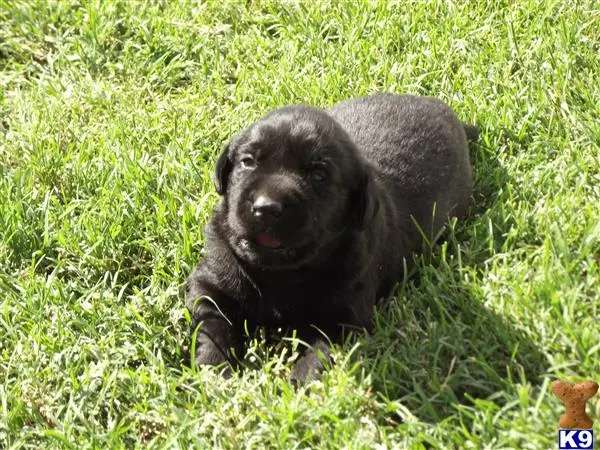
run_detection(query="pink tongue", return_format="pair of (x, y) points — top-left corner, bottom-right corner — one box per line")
(256, 233), (282, 249)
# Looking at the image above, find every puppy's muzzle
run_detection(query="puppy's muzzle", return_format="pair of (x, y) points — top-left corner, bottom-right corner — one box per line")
(247, 178), (302, 225)
(245, 188), (306, 250)
(251, 195), (283, 218)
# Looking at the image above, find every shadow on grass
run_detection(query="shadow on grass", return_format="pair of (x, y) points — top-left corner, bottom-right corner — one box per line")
(352, 135), (548, 423)
(354, 273), (547, 423)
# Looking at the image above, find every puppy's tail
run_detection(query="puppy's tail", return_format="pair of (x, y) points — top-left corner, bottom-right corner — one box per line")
(463, 124), (480, 141)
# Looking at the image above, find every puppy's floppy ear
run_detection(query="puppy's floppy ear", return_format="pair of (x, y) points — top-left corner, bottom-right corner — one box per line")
(351, 165), (379, 230)
(213, 144), (233, 195)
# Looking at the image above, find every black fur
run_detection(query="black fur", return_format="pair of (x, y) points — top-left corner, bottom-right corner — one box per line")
(187, 93), (476, 383)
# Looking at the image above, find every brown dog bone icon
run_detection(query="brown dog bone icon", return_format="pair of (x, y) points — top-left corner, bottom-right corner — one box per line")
(551, 380), (599, 429)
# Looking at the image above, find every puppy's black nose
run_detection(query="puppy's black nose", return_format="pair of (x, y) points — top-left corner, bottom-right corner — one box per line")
(251, 195), (283, 217)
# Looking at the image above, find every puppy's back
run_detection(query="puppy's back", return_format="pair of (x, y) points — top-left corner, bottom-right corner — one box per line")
(328, 93), (473, 239)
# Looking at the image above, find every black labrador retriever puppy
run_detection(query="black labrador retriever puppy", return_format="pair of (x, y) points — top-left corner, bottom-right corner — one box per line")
(187, 93), (477, 383)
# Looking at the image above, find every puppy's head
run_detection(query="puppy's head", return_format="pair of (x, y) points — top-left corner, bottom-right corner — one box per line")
(214, 106), (377, 270)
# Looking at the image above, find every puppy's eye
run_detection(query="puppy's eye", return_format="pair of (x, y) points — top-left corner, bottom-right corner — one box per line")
(240, 155), (256, 169)
(309, 168), (327, 182)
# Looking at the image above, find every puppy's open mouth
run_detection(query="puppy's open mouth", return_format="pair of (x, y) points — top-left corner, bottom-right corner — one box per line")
(236, 233), (318, 268)
(239, 235), (287, 253)
(255, 232), (282, 249)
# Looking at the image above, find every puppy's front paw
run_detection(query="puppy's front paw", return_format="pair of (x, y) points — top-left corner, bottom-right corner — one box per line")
(194, 345), (235, 378)
(194, 343), (229, 366)
(291, 349), (330, 386)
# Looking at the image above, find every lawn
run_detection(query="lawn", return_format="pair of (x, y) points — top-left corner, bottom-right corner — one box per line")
(1, 0), (599, 448)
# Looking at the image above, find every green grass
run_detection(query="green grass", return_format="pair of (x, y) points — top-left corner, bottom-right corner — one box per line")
(1, 0), (599, 448)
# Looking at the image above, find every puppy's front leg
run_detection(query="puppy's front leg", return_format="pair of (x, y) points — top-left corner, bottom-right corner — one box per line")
(291, 294), (375, 384)
(186, 285), (241, 372)
(290, 317), (360, 385)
